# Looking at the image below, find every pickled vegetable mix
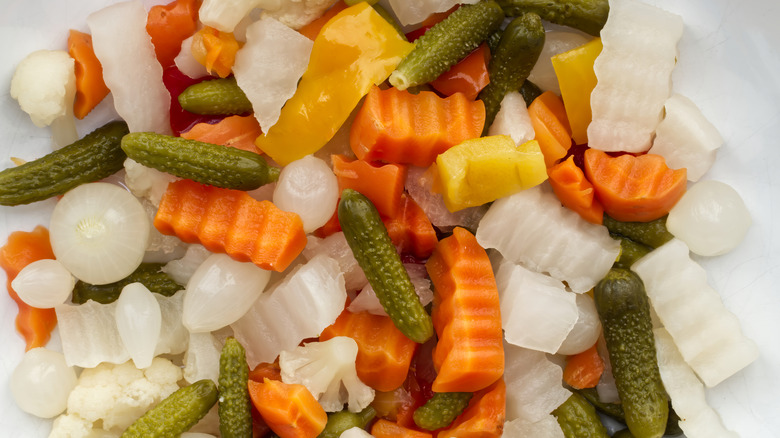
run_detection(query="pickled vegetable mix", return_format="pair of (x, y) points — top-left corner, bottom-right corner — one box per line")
(1, 0), (767, 437)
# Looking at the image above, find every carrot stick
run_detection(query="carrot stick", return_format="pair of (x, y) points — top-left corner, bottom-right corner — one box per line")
(248, 378), (328, 438)
(583, 149), (687, 222)
(320, 308), (418, 392)
(371, 419), (433, 438)
(429, 44), (490, 101)
(146, 0), (200, 69)
(67, 30), (110, 119)
(383, 195), (438, 259)
(436, 378), (506, 438)
(350, 86), (486, 167)
(298, 0), (348, 40)
(563, 343), (605, 389)
(332, 154), (407, 218)
(154, 179), (306, 272)
(528, 91), (573, 168)
(180, 115), (263, 154)
(425, 227), (504, 393)
(191, 26), (240, 78)
(547, 155), (604, 225)
(0, 226), (58, 351)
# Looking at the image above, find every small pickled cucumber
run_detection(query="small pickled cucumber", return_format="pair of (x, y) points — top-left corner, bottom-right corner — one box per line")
(219, 338), (252, 438)
(553, 392), (609, 438)
(318, 407), (376, 438)
(413, 392), (473, 431)
(603, 214), (674, 249)
(611, 233), (652, 269)
(71, 263), (182, 304)
(496, 0), (609, 36)
(177, 77), (253, 115)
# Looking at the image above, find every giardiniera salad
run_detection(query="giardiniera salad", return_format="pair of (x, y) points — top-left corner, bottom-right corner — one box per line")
(0, 0), (758, 437)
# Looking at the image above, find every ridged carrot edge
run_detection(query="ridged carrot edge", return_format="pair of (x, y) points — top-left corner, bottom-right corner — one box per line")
(248, 378), (327, 438)
(350, 85), (485, 167)
(436, 378), (506, 438)
(425, 227), (504, 393)
(548, 155), (604, 225)
(528, 91), (573, 168)
(384, 195), (438, 259)
(68, 30), (110, 120)
(332, 154), (407, 218)
(154, 179), (306, 272)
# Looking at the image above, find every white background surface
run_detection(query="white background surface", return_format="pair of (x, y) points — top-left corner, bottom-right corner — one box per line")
(0, 0), (779, 437)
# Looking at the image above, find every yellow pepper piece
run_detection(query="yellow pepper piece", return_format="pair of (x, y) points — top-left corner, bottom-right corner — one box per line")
(436, 136), (548, 212)
(551, 38), (603, 145)
(255, 3), (414, 166)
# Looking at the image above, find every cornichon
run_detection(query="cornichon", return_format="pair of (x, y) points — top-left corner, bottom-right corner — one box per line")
(219, 338), (252, 438)
(71, 263), (182, 304)
(120, 379), (218, 438)
(495, 0), (609, 36)
(338, 189), (434, 343)
(121, 132), (279, 190)
(577, 388), (683, 436)
(389, 1), (504, 90)
(603, 214), (674, 249)
(318, 406), (376, 438)
(177, 77), (253, 115)
(520, 80), (543, 107)
(594, 269), (668, 438)
(0, 120), (128, 206)
(611, 233), (652, 269)
(552, 392), (609, 438)
(478, 12), (546, 131)
(413, 392), (473, 431)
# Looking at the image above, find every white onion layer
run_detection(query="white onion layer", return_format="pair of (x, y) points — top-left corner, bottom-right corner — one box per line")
(115, 283), (162, 369)
(273, 155), (339, 233)
(11, 259), (75, 308)
(504, 343), (570, 423)
(49, 183), (150, 285)
(557, 293), (602, 355)
(11, 348), (77, 418)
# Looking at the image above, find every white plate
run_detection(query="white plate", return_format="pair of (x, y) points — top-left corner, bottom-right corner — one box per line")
(1, 0), (779, 436)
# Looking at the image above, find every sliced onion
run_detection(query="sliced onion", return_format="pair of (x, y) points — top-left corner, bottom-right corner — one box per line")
(11, 348), (78, 418)
(49, 183), (150, 285)
(163, 244), (213, 285)
(556, 293), (602, 355)
(115, 283), (162, 369)
(504, 343), (570, 423)
(273, 155), (339, 233)
(11, 259), (75, 308)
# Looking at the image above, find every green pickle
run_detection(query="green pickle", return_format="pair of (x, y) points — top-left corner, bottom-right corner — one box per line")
(611, 233), (652, 269)
(338, 189), (434, 343)
(71, 263), (182, 304)
(576, 388), (683, 436)
(552, 392), (609, 438)
(496, 0), (609, 36)
(0, 120), (128, 206)
(219, 338), (252, 438)
(177, 77), (253, 115)
(519, 79), (543, 107)
(603, 214), (674, 249)
(413, 392), (473, 431)
(120, 379), (218, 438)
(318, 406), (376, 438)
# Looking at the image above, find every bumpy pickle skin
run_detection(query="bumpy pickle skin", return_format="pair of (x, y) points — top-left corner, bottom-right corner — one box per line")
(553, 392), (610, 438)
(413, 392), (473, 431)
(603, 214), (675, 249)
(71, 263), (183, 304)
(219, 338), (253, 438)
(496, 0), (609, 36)
(318, 406), (377, 438)
(177, 77), (253, 115)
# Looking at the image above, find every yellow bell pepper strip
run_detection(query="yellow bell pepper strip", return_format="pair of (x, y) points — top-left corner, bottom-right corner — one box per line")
(254, 2), (414, 166)
(551, 38), (602, 145)
(435, 136), (547, 212)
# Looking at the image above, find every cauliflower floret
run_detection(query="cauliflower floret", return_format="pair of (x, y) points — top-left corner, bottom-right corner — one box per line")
(280, 337), (374, 413)
(123, 158), (178, 207)
(264, 0), (338, 30)
(57, 358), (182, 434)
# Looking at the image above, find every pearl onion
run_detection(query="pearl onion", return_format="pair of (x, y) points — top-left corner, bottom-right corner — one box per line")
(11, 348), (77, 418)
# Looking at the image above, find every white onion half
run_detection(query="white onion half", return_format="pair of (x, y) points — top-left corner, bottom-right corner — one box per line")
(273, 155), (339, 233)
(115, 283), (162, 369)
(49, 183), (150, 285)
(556, 293), (602, 355)
(11, 348), (78, 418)
(11, 258), (75, 308)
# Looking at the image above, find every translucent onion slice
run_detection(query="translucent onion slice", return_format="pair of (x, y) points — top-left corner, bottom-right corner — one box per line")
(348, 263), (432, 316)
(11, 348), (77, 418)
(11, 259), (75, 308)
(115, 283), (162, 369)
(273, 155), (339, 233)
(183, 332), (222, 385)
(303, 233), (368, 292)
(504, 343), (571, 423)
(388, 0), (480, 25)
(556, 293), (602, 355)
(405, 166), (487, 230)
(488, 91), (535, 146)
(49, 183), (150, 285)
(163, 244), (213, 285)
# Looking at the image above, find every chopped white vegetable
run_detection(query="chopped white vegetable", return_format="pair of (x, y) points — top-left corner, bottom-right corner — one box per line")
(632, 239), (759, 387)
(648, 94), (723, 181)
(476, 183), (620, 293)
(595, 334), (619, 403)
(348, 263), (432, 316)
(487, 91), (536, 146)
(496, 261), (578, 353)
(49, 183), (149, 285)
(303, 233), (368, 292)
(199, 0), (281, 32)
(557, 293), (602, 355)
(527, 31), (592, 95)
(387, 0), (480, 25)
(503, 343), (571, 422)
(666, 180), (751, 256)
(11, 348), (77, 419)
(123, 159), (179, 207)
(183, 332), (223, 385)
(273, 155), (339, 233)
(264, 0), (339, 30)
(231, 254), (346, 367)
(175, 35), (210, 79)
(142, 199), (188, 264)
(163, 244), (213, 285)
(405, 166), (487, 230)
(280, 336), (375, 412)
(115, 283), (162, 369)
(654, 328), (739, 438)
(87, 0), (171, 134)
(11, 259), (75, 309)
(587, 0), (683, 152)
(504, 415), (565, 438)
(339, 427), (374, 438)
(183, 253), (272, 333)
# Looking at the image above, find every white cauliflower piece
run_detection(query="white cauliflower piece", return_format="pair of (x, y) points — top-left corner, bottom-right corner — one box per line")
(280, 337), (374, 413)
(61, 358), (182, 433)
(264, 0), (338, 30)
(199, 0), (282, 32)
(123, 158), (178, 207)
(48, 413), (95, 438)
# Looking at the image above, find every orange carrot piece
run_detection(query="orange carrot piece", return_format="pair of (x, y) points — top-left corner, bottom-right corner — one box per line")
(384, 195), (438, 259)
(0, 226), (58, 351)
(563, 344), (605, 390)
(372, 419), (433, 438)
(248, 361), (282, 383)
(332, 154), (407, 218)
(298, 0), (349, 40)
(146, 0), (200, 69)
(350, 86), (486, 167)
(528, 91), (573, 168)
(320, 309), (418, 392)
(67, 30), (110, 119)
(248, 378), (328, 438)
(430, 44), (490, 101)
(583, 149), (687, 222)
(547, 155), (604, 225)
(425, 227), (504, 393)
(181, 115), (263, 154)
(191, 26), (240, 78)
(436, 378), (506, 438)
(154, 179), (306, 272)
